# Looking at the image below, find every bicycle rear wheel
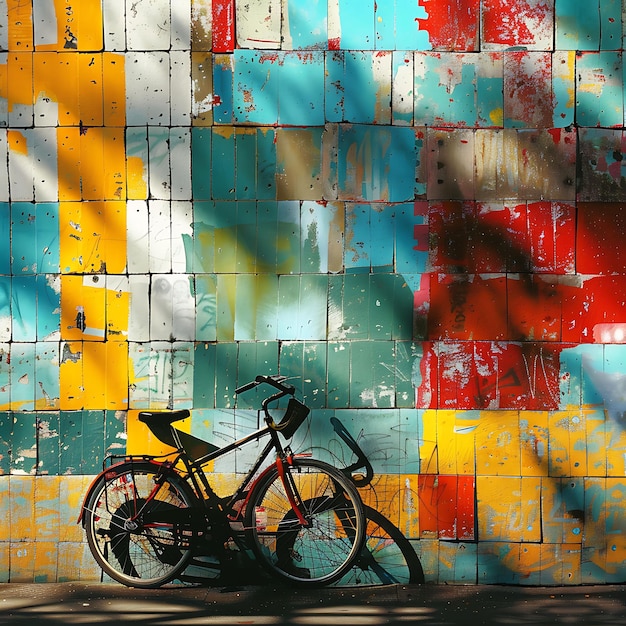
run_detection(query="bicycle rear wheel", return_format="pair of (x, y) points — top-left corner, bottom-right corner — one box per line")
(245, 458), (365, 586)
(83, 461), (199, 588)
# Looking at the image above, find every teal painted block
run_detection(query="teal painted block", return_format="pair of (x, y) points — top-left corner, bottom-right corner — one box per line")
(235, 200), (257, 272)
(277, 274), (301, 339)
(215, 342), (238, 408)
(0, 203), (9, 274)
(327, 342), (351, 408)
(298, 274), (328, 340)
(254, 274), (279, 341)
(302, 341), (327, 409)
(279, 52), (325, 126)
(234, 274), (257, 341)
(191, 128), (212, 200)
(193, 342), (217, 408)
(396, 343), (418, 408)
(213, 201), (237, 273)
(236, 341), (278, 409)
(369, 274), (393, 340)
(194, 274), (217, 341)
(343, 273), (369, 339)
(278, 340), (304, 392)
(37, 411), (60, 476)
(345, 203), (371, 272)
(577, 52), (622, 128)
(399, 408), (421, 473)
(211, 129), (235, 200)
(395, 203), (427, 273)
(350, 341), (396, 408)
(327, 274), (344, 341)
(213, 54), (234, 124)
(338, 0), (375, 49)
(233, 51), (279, 125)
(0, 412), (11, 475)
(235, 131), (256, 200)
(374, 0), (395, 49)
(256, 129), (277, 200)
(301, 201), (334, 273)
(36, 275), (60, 340)
(371, 207), (394, 270)
(256, 201), (278, 272)
(276, 201), (301, 274)
(12, 411), (37, 474)
(555, 0), (600, 50)
(600, 0), (622, 49)
(192, 201), (216, 272)
(216, 274), (235, 341)
(553, 56), (575, 128)
(104, 410), (125, 458)
(343, 52), (390, 124)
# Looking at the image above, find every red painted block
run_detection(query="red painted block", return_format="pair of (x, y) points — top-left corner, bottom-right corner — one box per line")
(527, 201), (575, 274)
(212, 0), (235, 52)
(416, 341), (438, 409)
(418, 474), (476, 540)
(483, 0), (554, 48)
(577, 203), (626, 274)
(417, 0), (480, 51)
(436, 341), (562, 410)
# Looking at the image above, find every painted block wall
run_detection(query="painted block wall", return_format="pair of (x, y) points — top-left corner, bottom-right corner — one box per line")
(0, 0), (626, 585)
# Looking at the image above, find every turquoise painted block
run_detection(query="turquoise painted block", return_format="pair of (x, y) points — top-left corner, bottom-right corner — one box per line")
(556, 0), (601, 50)
(82, 411), (105, 473)
(37, 203), (59, 273)
(235, 200), (256, 272)
(191, 128), (212, 200)
(191, 201), (216, 272)
(211, 129), (235, 200)
(577, 52), (622, 128)
(368, 274), (393, 339)
(216, 274), (235, 341)
(11, 343), (36, 411)
(212, 201), (237, 273)
(35, 343), (59, 407)
(11, 203), (36, 274)
(0, 203), (9, 274)
(279, 52), (325, 126)
(193, 342), (217, 408)
(256, 129), (277, 200)
(343, 52), (390, 124)
(325, 52), (344, 122)
(254, 274), (279, 341)
(278, 340), (304, 389)
(338, 0), (375, 49)
(327, 274), (344, 341)
(256, 201), (278, 271)
(350, 341), (396, 408)
(392, 52), (414, 126)
(391, 275), (415, 340)
(277, 274), (301, 339)
(477, 71), (504, 128)
(234, 274), (257, 341)
(342, 273), (370, 339)
(213, 54), (234, 124)
(298, 274), (328, 340)
(36, 275), (60, 340)
(286, 0), (327, 49)
(553, 57), (575, 128)
(276, 201), (301, 274)
(327, 342), (351, 408)
(301, 201), (332, 273)
(233, 51), (279, 125)
(345, 203), (371, 272)
(399, 408), (421, 473)
(236, 341), (279, 409)
(235, 131), (256, 200)
(12, 276), (37, 342)
(302, 341), (327, 409)
(395, 1), (430, 50)
(600, 0), (623, 49)
(371, 205), (394, 270)
(395, 203), (428, 273)
(374, 1), (395, 49)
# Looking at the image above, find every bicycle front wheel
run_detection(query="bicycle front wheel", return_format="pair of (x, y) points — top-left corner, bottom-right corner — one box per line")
(83, 461), (198, 588)
(245, 458), (365, 586)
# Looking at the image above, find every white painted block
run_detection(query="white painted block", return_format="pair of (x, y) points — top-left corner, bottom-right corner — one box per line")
(0, 131), (9, 202)
(0, 1), (8, 50)
(150, 274), (174, 340)
(170, 50), (192, 126)
(148, 127), (171, 200)
(171, 0), (192, 50)
(126, 51), (170, 126)
(33, 128), (58, 202)
(237, 0), (281, 49)
(103, 0), (126, 51)
(126, 199), (150, 274)
(33, 0), (57, 48)
(148, 199), (172, 273)
(171, 200), (192, 273)
(169, 128), (192, 200)
(126, 0), (171, 50)
(128, 274), (150, 342)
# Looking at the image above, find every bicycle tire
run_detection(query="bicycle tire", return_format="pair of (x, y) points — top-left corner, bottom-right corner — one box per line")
(338, 505), (424, 586)
(244, 458), (366, 586)
(83, 461), (199, 588)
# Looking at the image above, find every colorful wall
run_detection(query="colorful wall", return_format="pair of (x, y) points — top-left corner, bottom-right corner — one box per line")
(1, 0), (626, 585)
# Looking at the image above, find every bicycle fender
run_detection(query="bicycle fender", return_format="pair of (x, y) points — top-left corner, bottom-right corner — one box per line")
(76, 458), (173, 526)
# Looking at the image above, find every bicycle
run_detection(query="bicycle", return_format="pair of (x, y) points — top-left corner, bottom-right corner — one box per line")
(78, 375), (366, 588)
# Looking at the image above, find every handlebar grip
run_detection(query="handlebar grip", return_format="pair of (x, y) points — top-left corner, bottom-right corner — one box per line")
(235, 380), (259, 394)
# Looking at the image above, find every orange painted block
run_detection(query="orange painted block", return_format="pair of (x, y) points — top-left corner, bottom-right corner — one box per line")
(539, 543), (582, 586)
(34, 541), (58, 582)
(515, 543), (542, 585)
(58, 542), (101, 582)
(82, 341), (128, 410)
(102, 129), (126, 202)
(585, 409), (607, 477)
(60, 275), (106, 341)
(7, 52), (33, 113)
(55, 52), (80, 126)
(9, 541), (36, 582)
(78, 52), (103, 126)
(103, 53), (125, 126)
(34, 477), (60, 543)
(519, 411), (549, 477)
(7, 0), (33, 51)
(57, 130), (82, 201)
(59, 342), (84, 410)
(10, 476), (35, 541)
(59, 476), (92, 543)
(0, 478), (8, 541)
(475, 410), (521, 476)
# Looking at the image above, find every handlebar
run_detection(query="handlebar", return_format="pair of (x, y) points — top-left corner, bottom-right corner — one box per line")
(235, 374), (295, 396)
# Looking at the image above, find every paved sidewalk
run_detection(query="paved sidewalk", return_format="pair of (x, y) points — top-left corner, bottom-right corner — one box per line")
(0, 582), (625, 625)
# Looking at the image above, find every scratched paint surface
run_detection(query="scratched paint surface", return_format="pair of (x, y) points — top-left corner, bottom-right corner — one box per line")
(1, 0), (626, 586)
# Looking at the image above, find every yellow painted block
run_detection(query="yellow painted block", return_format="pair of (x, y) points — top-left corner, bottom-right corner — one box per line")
(58, 542), (102, 582)
(127, 409), (191, 458)
(605, 425), (626, 477)
(127, 155), (148, 199)
(60, 476), (93, 542)
(418, 409), (438, 474)
(476, 476), (540, 543)
(103, 129), (126, 202)
(548, 410), (587, 477)
(34, 477), (60, 543)
(57, 131), (82, 201)
(585, 409), (607, 476)
(7, 52), (33, 109)
(10, 476), (35, 540)
(55, 52), (80, 126)
(78, 52), (104, 126)
(60, 275), (106, 340)
(71, 0), (104, 51)
(539, 543), (581, 585)
(34, 541), (58, 582)
(453, 411), (478, 475)
(59, 341), (83, 410)
(519, 411), (549, 477)
(475, 410), (521, 476)
(9, 541), (35, 582)
(0, 542), (8, 582)
(436, 410), (457, 474)
(59, 201), (83, 272)
(0, 478), (9, 541)
(81, 341), (128, 410)
(103, 53), (125, 126)
(79, 127), (105, 201)
(106, 279), (130, 338)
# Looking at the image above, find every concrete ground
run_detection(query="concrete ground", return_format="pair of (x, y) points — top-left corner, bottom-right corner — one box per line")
(0, 583), (625, 625)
